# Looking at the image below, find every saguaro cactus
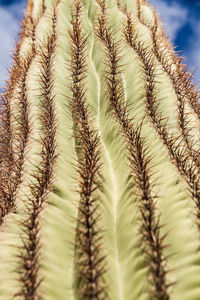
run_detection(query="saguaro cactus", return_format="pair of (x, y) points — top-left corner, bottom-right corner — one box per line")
(1, 0), (200, 299)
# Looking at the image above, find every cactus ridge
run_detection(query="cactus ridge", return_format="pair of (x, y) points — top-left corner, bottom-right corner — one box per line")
(123, 11), (200, 233)
(137, 2), (200, 169)
(16, 14), (58, 298)
(0, 0), (200, 299)
(0, 0), (45, 224)
(95, 1), (170, 298)
(0, 40), (24, 222)
(69, 1), (106, 299)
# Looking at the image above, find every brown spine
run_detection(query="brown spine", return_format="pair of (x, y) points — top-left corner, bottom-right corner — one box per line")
(69, 1), (105, 299)
(95, 1), (170, 299)
(15, 7), (58, 298)
(0, 0), (46, 224)
(0, 46), (27, 222)
(137, 0), (200, 169)
(124, 12), (200, 231)
(42, 0), (46, 15)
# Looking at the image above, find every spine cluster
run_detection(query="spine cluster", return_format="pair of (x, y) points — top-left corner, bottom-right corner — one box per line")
(124, 10), (200, 232)
(15, 4), (58, 299)
(69, 2), (105, 299)
(95, 1), (169, 298)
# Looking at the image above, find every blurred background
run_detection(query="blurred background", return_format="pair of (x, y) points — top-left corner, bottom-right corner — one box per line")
(0, 0), (199, 88)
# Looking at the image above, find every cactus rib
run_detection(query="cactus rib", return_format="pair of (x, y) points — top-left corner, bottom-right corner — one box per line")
(15, 17), (58, 298)
(95, 1), (170, 298)
(69, 2), (105, 298)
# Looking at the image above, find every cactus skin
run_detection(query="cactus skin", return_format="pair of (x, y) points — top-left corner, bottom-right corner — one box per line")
(0, 0), (200, 299)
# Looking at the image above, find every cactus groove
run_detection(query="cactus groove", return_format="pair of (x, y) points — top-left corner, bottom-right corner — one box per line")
(0, 0), (200, 299)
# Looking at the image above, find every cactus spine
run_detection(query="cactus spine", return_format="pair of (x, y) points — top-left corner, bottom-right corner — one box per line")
(0, 0), (200, 299)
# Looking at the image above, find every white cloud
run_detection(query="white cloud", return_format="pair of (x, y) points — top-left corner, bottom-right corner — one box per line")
(148, 0), (188, 41)
(0, 2), (25, 88)
(149, 0), (200, 86)
(187, 20), (200, 85)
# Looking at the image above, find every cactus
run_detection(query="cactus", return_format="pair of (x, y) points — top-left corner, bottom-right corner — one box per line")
(1, 0), (200, 299)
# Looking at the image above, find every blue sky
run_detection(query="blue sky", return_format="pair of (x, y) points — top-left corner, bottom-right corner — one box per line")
(0, 0), (199, 88)
(0, 0), (26, 86)
(149, 0), (200, 87)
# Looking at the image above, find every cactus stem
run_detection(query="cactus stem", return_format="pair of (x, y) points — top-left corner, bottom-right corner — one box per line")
(86, 5), (125, 299)
(124, 12), (200, 234)
(15, 7), (58, 297)
(69, 2), (106, 299)
(0, 0), (46, 225)
(137, 1), (200, 170)
(95, 1), (170, 298)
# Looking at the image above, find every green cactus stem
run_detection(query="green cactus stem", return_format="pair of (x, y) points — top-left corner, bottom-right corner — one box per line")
(0, 0), (200, 299)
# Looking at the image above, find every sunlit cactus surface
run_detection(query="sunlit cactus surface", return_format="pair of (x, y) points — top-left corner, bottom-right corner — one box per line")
(1, 0), (200, 299)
